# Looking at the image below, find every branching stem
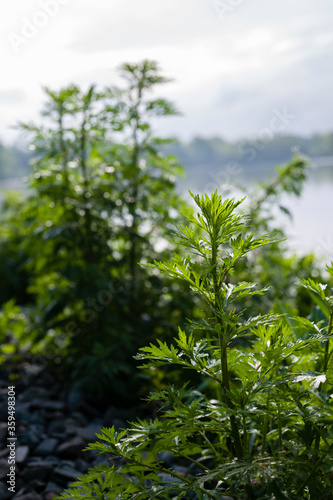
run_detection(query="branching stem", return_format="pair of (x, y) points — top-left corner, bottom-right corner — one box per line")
(211, 222), (244, 461)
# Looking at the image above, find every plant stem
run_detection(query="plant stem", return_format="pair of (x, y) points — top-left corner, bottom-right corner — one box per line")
(291, 393), (330, 448)
(261, 397), (269, 457)
(172, 449), (211, 472)
(324, 311), (333, 373)
(296, 445), (333, 496)
(277, 403), (282, 451)
(319, 310), (333, 398)
(128, 82), (142, 318)
(57, 103), (68, 187)
(211, 225), (244, 460)
(199, 430), (221, 459)
(242, 414), (248, 460)
(127, 455), (219, 500)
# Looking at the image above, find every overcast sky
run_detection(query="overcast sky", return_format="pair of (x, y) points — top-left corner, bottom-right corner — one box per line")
(1, 0), (333, 145)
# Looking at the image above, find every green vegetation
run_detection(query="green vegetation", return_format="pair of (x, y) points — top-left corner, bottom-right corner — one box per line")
(0, 60), (197, 397)
(1, 59), (333, 498)
(57, 190), (333, 499)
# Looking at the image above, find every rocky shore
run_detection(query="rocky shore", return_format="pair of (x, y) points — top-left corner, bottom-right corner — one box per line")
(0, 361), (234, 500)
(0, 361), (131, 500)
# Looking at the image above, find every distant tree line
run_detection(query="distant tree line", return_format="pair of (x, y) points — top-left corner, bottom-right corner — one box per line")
(0, 142), (31, 179)
(1, 131), (333, 180)
(164, 132), (333, 167)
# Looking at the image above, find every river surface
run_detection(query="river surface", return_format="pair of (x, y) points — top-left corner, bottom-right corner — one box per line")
(180, 157), (333, 261)
(1, 158), (332, 261)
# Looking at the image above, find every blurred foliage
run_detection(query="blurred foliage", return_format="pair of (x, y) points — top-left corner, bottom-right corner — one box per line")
(0, 192), (32, 305)
(0, 60), (200, 398)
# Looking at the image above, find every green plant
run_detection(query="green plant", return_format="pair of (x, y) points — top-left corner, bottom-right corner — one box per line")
(0, 192), (32, 305)
(0, 60), (197, 395)
(57, 191), (333, 499)
(0, 299), (30, 364)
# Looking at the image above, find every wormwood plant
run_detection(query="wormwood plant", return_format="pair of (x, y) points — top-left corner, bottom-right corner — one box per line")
(7, 60), (192, 393)
(58, 191), (333, 499)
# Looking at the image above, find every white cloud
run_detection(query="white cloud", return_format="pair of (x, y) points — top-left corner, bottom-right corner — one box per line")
(1, 0), (333, 143)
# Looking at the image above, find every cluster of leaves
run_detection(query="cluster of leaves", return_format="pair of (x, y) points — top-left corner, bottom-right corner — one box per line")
(1, 57), (325, 401)
(57, 191), (333, 499)
(0, 60), (199, 395)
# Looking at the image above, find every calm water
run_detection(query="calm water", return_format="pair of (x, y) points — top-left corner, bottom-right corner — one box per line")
(1, 159), (332, 261)
(180, 158), (333, 261)
(0, 177), (27, 194)
(277, 179), (332, 258)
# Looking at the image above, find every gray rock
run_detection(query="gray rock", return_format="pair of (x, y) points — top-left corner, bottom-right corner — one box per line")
(92, 454), (109, 467)
(47, 420), (65, 434)
(33, 438), (59, 457)
(67, 389), (84, 411)
(0, 402), (8, 421)
(16, 446), (29, 464)
(67, 391), (101, 418)
(70, 411), (88, 426)
(65, 417), (82, 427)
(173, 464), (190, 476)
(45, 481), (62, 492)
(158, 472), (182, 483)
(0, 481), (13, 500)
(27, 423), (45, 435)
(64, 424), (79, 436)
(14, 403), (32, 423)
(29, 412), (46, 425)
(0, 459), (9, 480)
(56, 437), (85, 457)
(51, 464), (83, 486)
(158, 451), (174, 466)
(49, 432), (67, 441)
(22, 479), (45, 492)
(44, 492), (62, 500)
(43, 455), (59, 462)
(88, 419), (103, 427)
(29, 399), (65, 411)
(45, 481), (63, 499)
(12, 489), (25, 500)
(20, 386), (49, 402)
(74, 458), (89, 473)
(20, 461), (55, 482)
(0, 421), (8, 440)
(12, 491), (42, 500)
(18, 430), (40, 448)
(59, 459), (76, 468)
(75, 425), (101, 442)
(0, 447), (9, 459)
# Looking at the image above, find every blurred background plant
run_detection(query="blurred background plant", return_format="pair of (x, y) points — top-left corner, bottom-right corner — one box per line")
(0, 61), (201, 400)
(0, 60), (331, 406)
